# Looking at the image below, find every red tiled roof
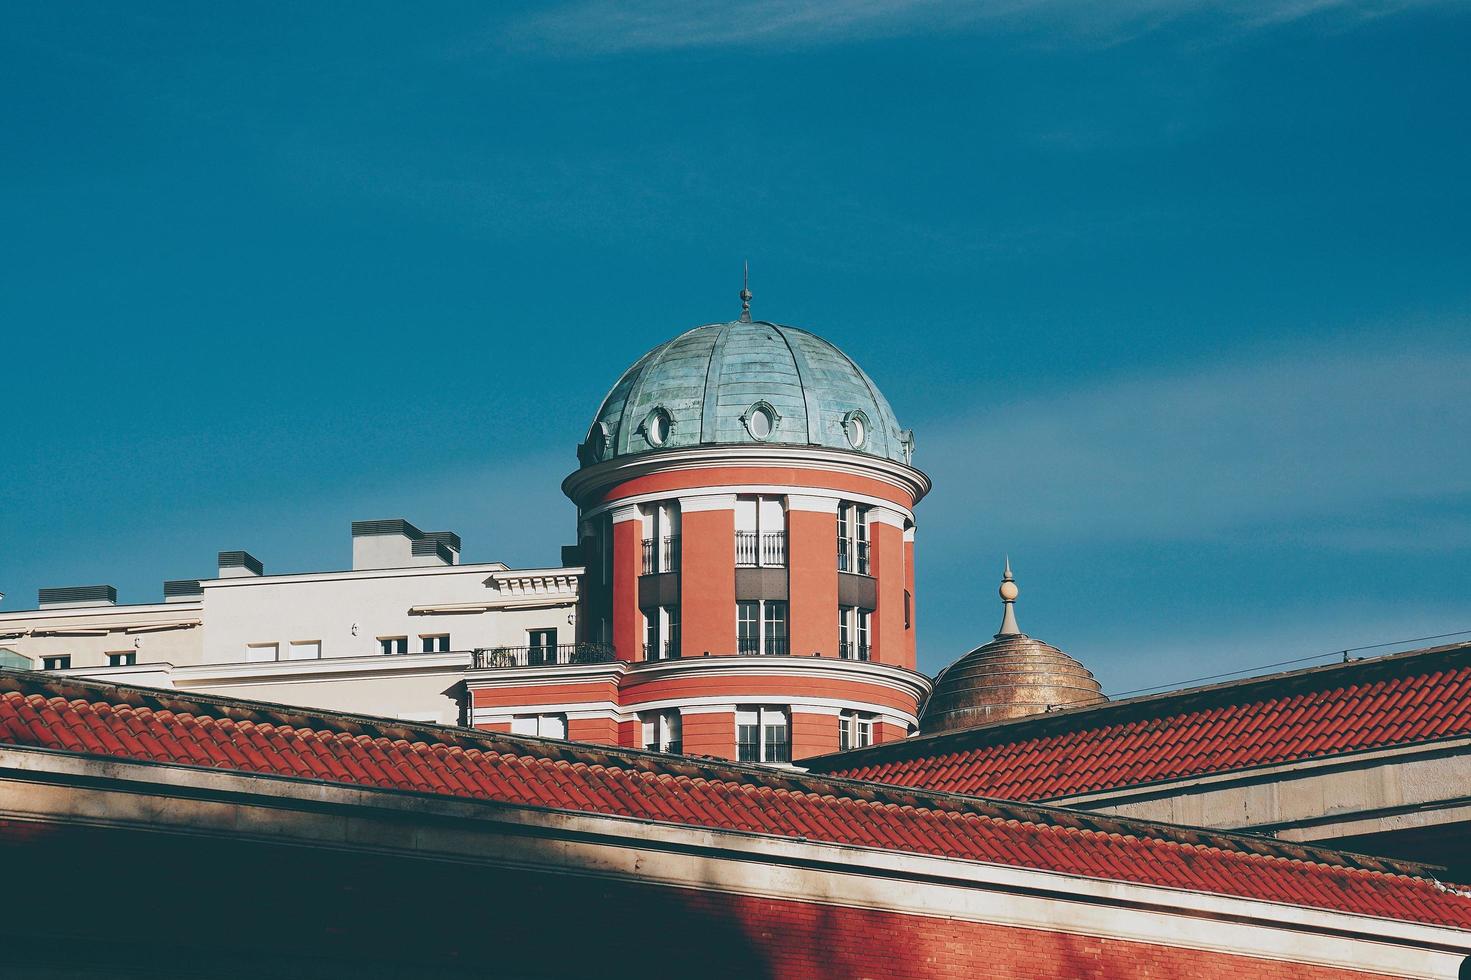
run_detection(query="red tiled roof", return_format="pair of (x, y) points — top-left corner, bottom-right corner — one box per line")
(2, 670), (1470, 929)
(808, 641), (1471, 802)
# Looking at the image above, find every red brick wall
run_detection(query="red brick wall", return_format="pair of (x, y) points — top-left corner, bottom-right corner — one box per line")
(904, 534), (916, 666)
(612, 515), (643, 662)
(870, 520), (907, 667)
(680, 507), (737, 655)
(789, 508), (839, 656)
(682, 708), (736, 758)
(792, 709), (837, 760)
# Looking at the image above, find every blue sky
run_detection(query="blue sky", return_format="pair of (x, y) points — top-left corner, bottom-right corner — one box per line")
(2, 1), (1468, 693)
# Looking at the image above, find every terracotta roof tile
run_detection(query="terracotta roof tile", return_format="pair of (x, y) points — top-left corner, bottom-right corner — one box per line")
(812, 642), (1471, 806)
(2, 673), (1470, 930)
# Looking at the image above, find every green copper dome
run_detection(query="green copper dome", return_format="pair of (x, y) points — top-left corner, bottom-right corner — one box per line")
(579, 320), (914, 468)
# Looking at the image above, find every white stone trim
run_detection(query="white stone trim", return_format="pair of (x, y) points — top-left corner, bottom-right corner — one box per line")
(581, 484), (914, 524)
(198, 562), (511, 590)
(562, 444), (931, 507)
(867, 507), (908, 530)
(903, 526), (916, 543)
(175, 651), (470, 686)
(786, 494), (840, 514)
(2, 746), (1464, 978)
(610, 504), (642, 524)
(0, 601), (204, 624)
(472, 705), (623, 725)
(473, 695), (915, 729)
(676, 492), (739, 512)
(623, 654), (931, 700)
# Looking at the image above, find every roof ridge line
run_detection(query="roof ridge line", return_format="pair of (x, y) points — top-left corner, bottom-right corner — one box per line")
(818, 640), (1471, 769)
(0, 667), (1446, 882)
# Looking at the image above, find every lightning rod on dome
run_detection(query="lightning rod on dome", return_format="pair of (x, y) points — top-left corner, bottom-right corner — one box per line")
(996, 557), (1023, 638)
(739, 260), (752, 322)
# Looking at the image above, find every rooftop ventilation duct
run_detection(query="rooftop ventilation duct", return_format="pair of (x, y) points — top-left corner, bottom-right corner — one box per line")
(38, 585), (117, 609)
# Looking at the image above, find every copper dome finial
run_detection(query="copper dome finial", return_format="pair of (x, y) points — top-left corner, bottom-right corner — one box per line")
(996, 557), (1022, 638)
(739, 260), (753, 322)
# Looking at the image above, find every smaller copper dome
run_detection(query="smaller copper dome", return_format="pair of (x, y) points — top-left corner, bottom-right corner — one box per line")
(920, 562), (1105, 734)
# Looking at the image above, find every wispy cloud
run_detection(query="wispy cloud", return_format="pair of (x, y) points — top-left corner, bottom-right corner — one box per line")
(503, 0), (1439, 55)
(918, 331), (1471, 547)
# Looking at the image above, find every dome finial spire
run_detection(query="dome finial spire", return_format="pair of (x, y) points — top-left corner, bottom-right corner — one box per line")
(996, 557), (1022, 638)
(739, 260), (753, 322)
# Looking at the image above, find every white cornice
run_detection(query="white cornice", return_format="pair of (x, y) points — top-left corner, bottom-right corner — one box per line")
(0, 601), (203, 627)
(562, 445), (931, 510)
(199, 562), (512, 590)
(622, 655), (933, 699)
(176, 651), (471, 686)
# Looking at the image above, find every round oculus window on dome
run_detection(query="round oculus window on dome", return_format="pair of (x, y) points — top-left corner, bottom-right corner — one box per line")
(581, 422), (609, 463)
(643, 407), (673, 448)
(842, 411), (869, 449)
(743, 401), (779, 441)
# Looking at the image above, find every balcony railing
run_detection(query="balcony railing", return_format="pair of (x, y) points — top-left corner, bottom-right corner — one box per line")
(643, 640), (682, 661)
(471, 642), (616, 669)
(838, 641), (871, 661)
(837, 538), (871, 575)
(642, 535), (681, 575)
(735, 531), (787, 567)
(736, 636), (790, 656)
(738, 739), (792, 764)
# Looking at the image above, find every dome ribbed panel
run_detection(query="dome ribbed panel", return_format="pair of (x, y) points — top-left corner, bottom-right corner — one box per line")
(614, 328), (720, 455)
(709, 322), (808, 446)
(585, 319), (910, 465)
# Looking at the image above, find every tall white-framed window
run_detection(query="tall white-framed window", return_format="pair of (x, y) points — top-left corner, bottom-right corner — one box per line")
(736, 706), (791, 764)
(836, 502), (870, 575)
(246, 643), (279, 663)
(737, 600), (788, 655)
(663, 604), (680, 658)
(286, 640), (321, 661)
(838, 606), (872, 660)
(420, 634), (450, 653)
(643, 606), (681, 660)
(734, 495), (787, 567)
(510, 714), (567, 739)
(640, 709), (683, 754)
(839, 710), (875, 752)
(640, 501), (681, 574)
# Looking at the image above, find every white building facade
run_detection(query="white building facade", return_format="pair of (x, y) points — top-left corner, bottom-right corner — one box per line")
(0, 518), (580, 725)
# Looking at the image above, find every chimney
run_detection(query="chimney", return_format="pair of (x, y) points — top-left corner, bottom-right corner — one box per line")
(164, 579), (204, 602)
(352, 519), (458, 570)
(38, 585), (117, 609)
(218, 551), (264, 578)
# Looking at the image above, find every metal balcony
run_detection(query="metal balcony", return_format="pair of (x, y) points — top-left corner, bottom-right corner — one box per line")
(735, 531), (787, 567)
(838, 641), (871, 662)
(736, 636), (790, 656)
(837, 538), (871, 575)
(642, 535), (681, 575)
(471, 643), (616, 669)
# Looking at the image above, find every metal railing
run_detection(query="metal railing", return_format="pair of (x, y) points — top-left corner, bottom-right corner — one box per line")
(838, 641), (871, 661)
(735, 531), (787, 567)
(471, 642), (616, 669)
(738, 739), (792, 764)
(737, 635), (790, 656)
(642, 535), (681, 575)
(643, 640), (683, 661)
(837, 538), (871, 575)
